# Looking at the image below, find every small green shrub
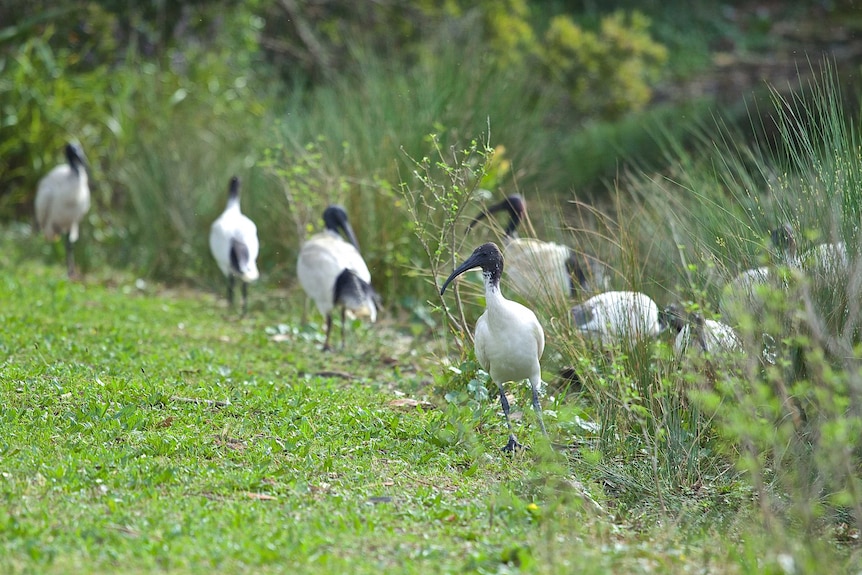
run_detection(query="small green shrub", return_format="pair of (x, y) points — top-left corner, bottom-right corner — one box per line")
(540, 11), (668, 119)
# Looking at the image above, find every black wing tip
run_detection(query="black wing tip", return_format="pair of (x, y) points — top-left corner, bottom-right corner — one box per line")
(229, 239), (250, 274)
(334, 269), (378, 309)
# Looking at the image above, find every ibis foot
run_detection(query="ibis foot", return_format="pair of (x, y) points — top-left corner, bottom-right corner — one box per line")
(501, 437), (529, 453)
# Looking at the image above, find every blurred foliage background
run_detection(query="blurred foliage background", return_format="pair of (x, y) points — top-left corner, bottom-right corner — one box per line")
(1, 0), (861, 303)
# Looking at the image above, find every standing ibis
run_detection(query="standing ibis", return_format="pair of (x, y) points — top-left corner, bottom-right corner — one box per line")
(468, 195), (607, 304)
(440, 242), (547, 452)
(209, 176), (260, 314)
(660, 303), (742, 356)
(34, 142), (90, 278)
(297, 205), (378, 351)
(571, 291), (661, 347)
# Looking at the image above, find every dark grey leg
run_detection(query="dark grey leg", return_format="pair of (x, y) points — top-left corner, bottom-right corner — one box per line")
(323, 314), (333, 351)
(340, 307), (347, 350)
(227, 275), (235, 307)
(530, 380), (548, 436)
(64, 234), (75, 278)
(241, 282), (249, 315)
(497, 383), (524, 452)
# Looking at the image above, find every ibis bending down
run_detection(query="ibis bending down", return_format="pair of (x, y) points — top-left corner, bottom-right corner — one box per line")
(659, 303), (742, 356)
(209, 176), (260, 314)
(720, 223), (798, 323)
(469, 195), (607, 304)
(571, 291), (660, 347)
(297, 205), (379, 351)
(801, 238), (848, 280)
(440, 242), (547, 452)
(34, 143), (90, 278)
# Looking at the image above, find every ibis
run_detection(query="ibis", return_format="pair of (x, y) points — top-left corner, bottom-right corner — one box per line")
(440, 242), (547, 452)
(34, 142), (90, 278)
(801, 238), (848, 280)
(209, 176), (260, 314)
(468, 195), (608, 304)
(571, 291), (661, 347)
(659, 303), (742, 356)
(720, 223), (798, 322)
(297, 205), (378, 351)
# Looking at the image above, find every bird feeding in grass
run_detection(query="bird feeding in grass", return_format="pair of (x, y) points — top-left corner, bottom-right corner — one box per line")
(720, 223), (799, 323)
(800, 236), (848, 281)
(468, 194), (607, 304)
(298, 205), (379, 351)
(209, 176), (260, 314)
(440, 242), (547, 452)
(34, 142), (90, 278)
(659, 302), (742, 356)
(571, 291), (661, 347)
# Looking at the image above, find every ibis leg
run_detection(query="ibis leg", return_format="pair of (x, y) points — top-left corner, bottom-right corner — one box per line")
(227, 275), (235, 308)
(530, 378), (548, 436)
(323, 314), (333, 351)
(497, 383), (524, 452)
(340, 307), (347, 350)
(64, 234), (75, 278)
(241, 282), (249, 315)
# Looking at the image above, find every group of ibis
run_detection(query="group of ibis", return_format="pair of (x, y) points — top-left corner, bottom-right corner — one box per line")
(440, 198), (852, 449)
(35, 142), (379, 352)
(34, 143), (847, 452)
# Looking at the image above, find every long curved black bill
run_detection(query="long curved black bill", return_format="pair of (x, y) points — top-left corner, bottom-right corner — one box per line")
(341, 220), (361, 252)
(440, 252), (484, 295)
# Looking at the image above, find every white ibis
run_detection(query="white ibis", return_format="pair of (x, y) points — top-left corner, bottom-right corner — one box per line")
(440, 242), (547, 452)
(801, 239), (848, 280)
(571, 291), (661, 347)
(34, 142), (90, 278)
(468, 195), (607, 303)
(659, 303), (742, 356)
(297, 205), (378, 351)
(209, 176), (260, 314)
(720, 223), (798, 321)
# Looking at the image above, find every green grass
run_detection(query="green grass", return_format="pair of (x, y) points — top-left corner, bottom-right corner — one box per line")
(2, 225), (859, 573)
(0, 256), (535, 572)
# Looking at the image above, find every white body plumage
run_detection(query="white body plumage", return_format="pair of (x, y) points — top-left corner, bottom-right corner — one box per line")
(504, 237), (577, 303)
(720, 223), (798, 321)
(35, 164), (90, 242)
(34, 143), (90, 277)
(469, 195), (607, 304)
(475, 282), (545, 389)
(801, 241), (848, 279)
(209, 178), (260, 283)
(297, 230), (375, 321)
(571, 291), (660, 346)
(297, 205), (377, 350)
(720, 266), (771, 319)
(674, 318), (742, 356)
(440, 242), (547, 451)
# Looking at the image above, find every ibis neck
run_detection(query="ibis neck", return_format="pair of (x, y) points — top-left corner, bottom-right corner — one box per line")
(483, 271), (503, 299)
(226, 196), (241, 212)
(504, 214), (521, 238)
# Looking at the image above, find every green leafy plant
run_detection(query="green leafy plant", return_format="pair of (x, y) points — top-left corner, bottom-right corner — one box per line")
(540, 11), (668, 119)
